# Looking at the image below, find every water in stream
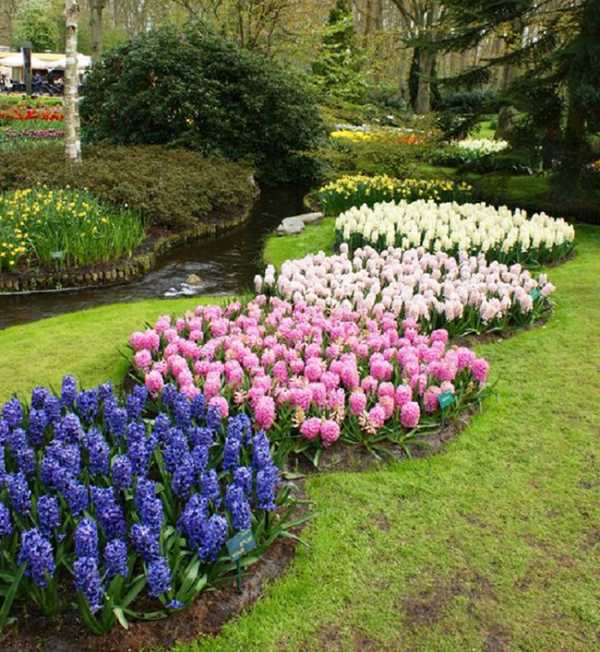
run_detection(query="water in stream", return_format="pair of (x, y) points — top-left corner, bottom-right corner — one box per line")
(0, 185), (307, 330)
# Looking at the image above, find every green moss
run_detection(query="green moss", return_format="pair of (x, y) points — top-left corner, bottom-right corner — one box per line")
(1, 227), (599, 651)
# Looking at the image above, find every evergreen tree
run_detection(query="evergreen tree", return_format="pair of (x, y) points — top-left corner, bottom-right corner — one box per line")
(312, 0), (366, 102)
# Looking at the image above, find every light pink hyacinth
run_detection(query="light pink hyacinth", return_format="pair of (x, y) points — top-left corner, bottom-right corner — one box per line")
(400, 401), (421, 429)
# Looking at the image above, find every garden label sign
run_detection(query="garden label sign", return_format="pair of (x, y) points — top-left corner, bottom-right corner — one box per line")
(227, 529), (256, 593)
(438, 391), (456, 412)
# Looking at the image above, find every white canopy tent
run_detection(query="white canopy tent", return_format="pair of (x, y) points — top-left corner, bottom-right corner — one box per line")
(0, 52), (91, 72)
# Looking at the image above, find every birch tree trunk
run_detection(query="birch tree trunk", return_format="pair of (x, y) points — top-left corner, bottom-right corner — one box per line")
(65, 0), (82, 163)
(89, 0), (106, 63)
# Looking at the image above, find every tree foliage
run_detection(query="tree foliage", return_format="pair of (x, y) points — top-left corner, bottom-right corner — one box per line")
(80, 23), (324, 182)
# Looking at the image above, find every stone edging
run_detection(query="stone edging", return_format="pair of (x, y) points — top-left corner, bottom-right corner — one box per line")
(0, 204), (253, 295)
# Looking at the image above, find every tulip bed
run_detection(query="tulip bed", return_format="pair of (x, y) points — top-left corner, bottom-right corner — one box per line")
(318, 175), (473, 216)
(335, 200), (575, 266)
(0, 377), (298, 635)
(257, 245), (555, 336)
(130, 298), (489, 462)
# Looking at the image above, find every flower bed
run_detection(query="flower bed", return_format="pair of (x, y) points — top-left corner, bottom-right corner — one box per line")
(257, 245), (555, 336)
(335, 200), (575, 265)
(0, 107), (64, 122)
(330, 129), (425, 146)
(0, 188), (145, 272)
(0, 378), (295, 635)
(318, 175), (473, 216)
(130, 299), (489, 462)
(455, 138), (509, 154)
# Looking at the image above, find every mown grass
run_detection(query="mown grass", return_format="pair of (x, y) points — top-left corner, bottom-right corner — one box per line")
(0, 226), (598, 651)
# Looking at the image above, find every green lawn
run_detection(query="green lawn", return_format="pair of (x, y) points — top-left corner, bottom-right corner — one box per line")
(1, 226), (599, 651)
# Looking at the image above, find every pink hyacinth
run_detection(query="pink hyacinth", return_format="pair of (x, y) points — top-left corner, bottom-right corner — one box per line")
(143, 330), (160, 352)
(471, 358), (490, 384)
(145, 370), (164, 395)
(349, 391), (367, 415)
(320, 420), (341, 447)
(134, 349), (152, 371)
(208, 395), (229, 419)
(129, 331), (146, 352)
(254, 396), (276, 430)
(378, 396), (395, 419)
(300, 417), (321, 440)
(395, 384), (412, 407)
(368, 405), (386, 430)
(400, 401), (420, 428)
(423, 386), (442, 413)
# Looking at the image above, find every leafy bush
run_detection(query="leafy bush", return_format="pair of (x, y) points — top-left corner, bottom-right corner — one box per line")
(437, 90), (501, 140)
(318, 174), (473, 215)
(0, 378), (296, 634)
(80, 24), (324, 183)
(430, 142), (534, 175)
(0, 144), (256, 230)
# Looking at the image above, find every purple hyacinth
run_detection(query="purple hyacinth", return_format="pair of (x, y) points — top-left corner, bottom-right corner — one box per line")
(127, 422), (151, 476)
(45, 439), (81, 477)
(92, 487), (126, 539)
(161, 384), (179, 409)
(104, 539), (128, 579)
(61, 375), (78, 408)
(104, 402), (127, 438)
(75, 518), (99, 559)
(152, 413), (171, 445)
(111, 455), (133, 492)
(200, 469), (221, 507)
(76, 389), (99, 423)
(139, 496), (163, 535)
(191, 444), (209, 474)
(189, 426), (214, 449)
(171, 453), (195, 499)
(0, 418), (8, 444)
(37, 495), (60, 536)
(163, 428), (189, 474)
(134, 478), (156, 512)
(173, 397), (192, 430)
(233, 466), (253, 496)
(98, 382), (113, 403)
(198, 514), (228, 562)
(43, 395), (61, 424)
(256, 464), (279, 511)
(130, 523), (160, 561)
(8, 472), (31, 515)
(16, 444), (36, 477)
(177, 493), (209, 549)
(0, 502), (12, 537)
(252, 431), (272, 470)
(28, 408), (49, 446)
(57, 413), (84, 444)
(190, 393), (206, 421)
(225, 484), (252, 531)
(74, 556), (104, 613)
(18, 528), (55, 587)
(64, 481), (89, 517)
(87, 428), (110, 476)
(31, 386), (50, 410)
(126, 393), (144, 423)
(0, 447), (5, 485)
(223, 434), (241, 471)
(147, 556), (172, 597)
(2, 398), (23, 428)
(206, 404), (222, 432)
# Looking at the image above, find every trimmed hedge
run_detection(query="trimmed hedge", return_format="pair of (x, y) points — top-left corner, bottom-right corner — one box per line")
(0, 144), (257, 230)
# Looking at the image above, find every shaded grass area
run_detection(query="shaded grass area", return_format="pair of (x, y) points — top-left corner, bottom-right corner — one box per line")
(263, 218), (336, 268)
(0, 228), (598, 650)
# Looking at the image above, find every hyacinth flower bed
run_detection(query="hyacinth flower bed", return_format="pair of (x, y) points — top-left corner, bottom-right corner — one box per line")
(0, 378), (299, 636)
(257, 244), (556, 336)
(130, 298), (490, 464)
(335, 200), (575, 266)
(318, 175), (474, 216)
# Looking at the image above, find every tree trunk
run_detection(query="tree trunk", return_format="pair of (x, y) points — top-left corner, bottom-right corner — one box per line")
(89, 0), (105, 63)
(65, 0), (82, 163)
(415, 48), (435, 114)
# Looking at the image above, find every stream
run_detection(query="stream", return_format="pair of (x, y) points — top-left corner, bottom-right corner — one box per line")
(0, 185), (307, 330)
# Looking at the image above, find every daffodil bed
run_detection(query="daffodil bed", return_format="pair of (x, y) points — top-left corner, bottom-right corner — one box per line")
(0, 188), (145, 273)
(318, 175), (473, 216)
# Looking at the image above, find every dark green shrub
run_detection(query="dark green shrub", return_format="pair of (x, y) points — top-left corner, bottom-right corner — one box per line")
(437, 90), (501, 139)
(0, 144), (256, 229)
(80, 24), (324, 183)
(430, 145), (534, 175)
